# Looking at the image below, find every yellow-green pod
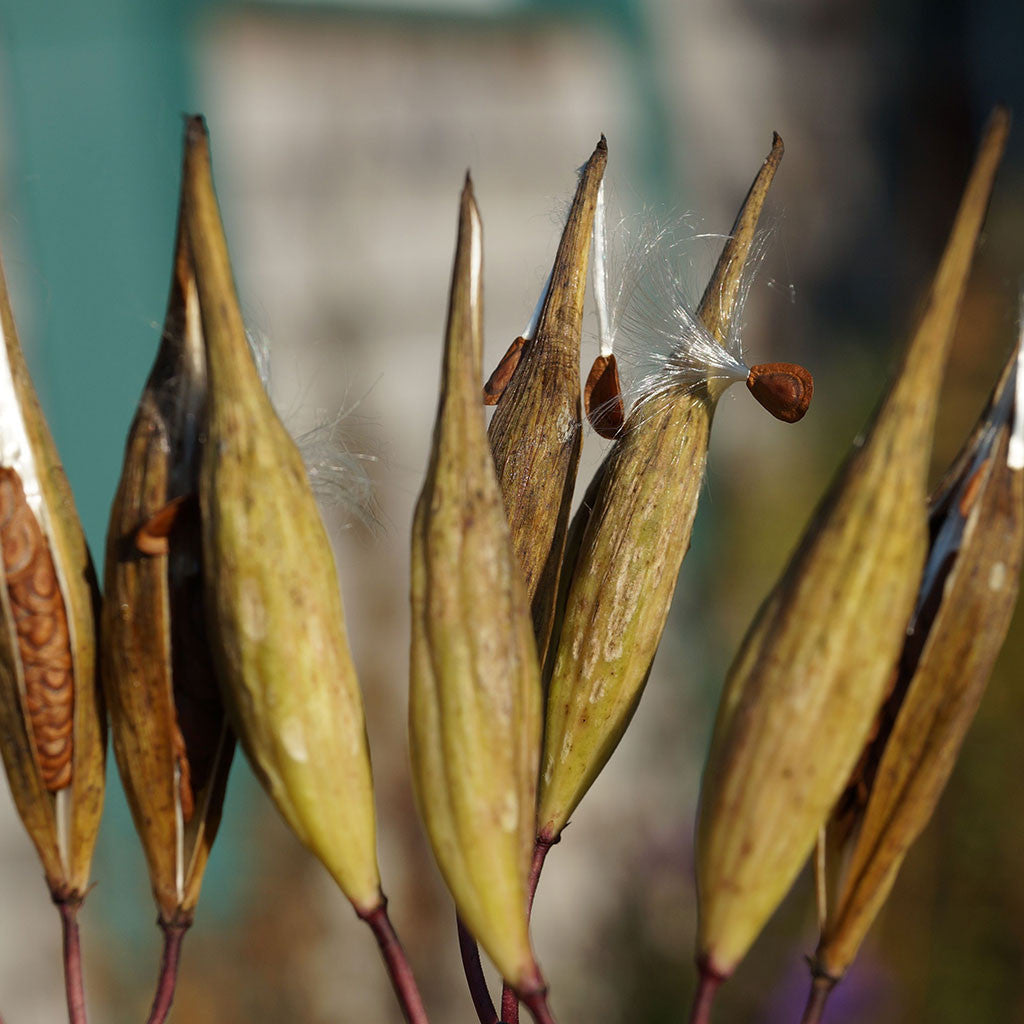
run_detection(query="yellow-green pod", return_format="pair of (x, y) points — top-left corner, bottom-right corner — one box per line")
(0, 246), (104, 903)
(695, 108), (1009, 983)
(410, 177), (545, 997)
(537, 135), (784, 844)
(103, 134), (234, 926)
(184, 116), (380, 914)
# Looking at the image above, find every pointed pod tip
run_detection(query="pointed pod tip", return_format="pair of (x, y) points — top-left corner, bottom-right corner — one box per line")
(987, 104), (1012, 134)
(597, 133), (608, 152)
(976, 105), (1011, 167)
(184, 114), (209, 149)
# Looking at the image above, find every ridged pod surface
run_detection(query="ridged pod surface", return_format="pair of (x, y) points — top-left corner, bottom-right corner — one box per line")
(410, 178), (545, 994)
(488, 138), (606, 660)
(696, 109), (1009, 978)
(185, 117), (380, 913)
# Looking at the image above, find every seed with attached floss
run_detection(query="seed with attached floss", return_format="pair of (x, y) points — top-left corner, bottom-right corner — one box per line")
(584, 353), (625, 438)
(746, 362), (814, 423)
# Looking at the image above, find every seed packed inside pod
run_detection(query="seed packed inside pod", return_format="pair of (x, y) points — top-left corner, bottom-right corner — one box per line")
(0, 467), (74, 792)
(746, 362), (813, 422)
(0, 240), (104, 902)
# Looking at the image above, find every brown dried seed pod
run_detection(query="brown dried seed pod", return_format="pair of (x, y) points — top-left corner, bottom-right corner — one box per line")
(0, 467), (74, 792)
(488, 137), (608, 661)
(584, 353), (625, 439)
(103, 122), (234, 923)
(746, 362), (813, 422)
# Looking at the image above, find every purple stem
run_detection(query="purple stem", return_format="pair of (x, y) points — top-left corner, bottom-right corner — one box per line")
(500, 839), (555, 1024)
(145, 920), (190, 1024)
(56, 897), (87, 1024)
(457, 915), (499, 1024)
(357, 901), (430, 1024)
(687, 959), (726, 1024)
(520, 988), (558, 1024)
(799, 974), (836, 1024)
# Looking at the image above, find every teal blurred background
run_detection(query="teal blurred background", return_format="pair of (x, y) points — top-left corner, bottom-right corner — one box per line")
(0, 1), (1023, 1022)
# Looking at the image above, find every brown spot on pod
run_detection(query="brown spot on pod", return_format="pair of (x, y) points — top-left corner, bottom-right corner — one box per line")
(746, 362), (814, 423)
(0, 467), (74, 791)
(483, 335), (526, 406)
(584, 353), (625, 439)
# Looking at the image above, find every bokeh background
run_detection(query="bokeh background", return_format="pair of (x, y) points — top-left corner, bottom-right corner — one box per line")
(1, 1), (1024, 1022)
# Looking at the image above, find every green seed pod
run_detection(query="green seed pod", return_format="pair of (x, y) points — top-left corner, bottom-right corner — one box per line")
(102, 134), (234, 926)
(487, 138), (607, 659)
(537, 135), (784, 844)
(184, 116), (381, 913)
(410, 177), (545, 997)
(695, 108), (1009, 981)
(0, 248), (104, 902)
(809, 327), (1024, 990)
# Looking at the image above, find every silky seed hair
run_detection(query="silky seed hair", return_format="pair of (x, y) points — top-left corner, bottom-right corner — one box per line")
(245, 324), (382, 531)
(589, 182), (772, 430)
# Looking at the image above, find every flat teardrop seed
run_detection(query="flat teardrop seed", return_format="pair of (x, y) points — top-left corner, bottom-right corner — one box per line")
(483, 335), (526, 405)
(746, 362), (813, 423)
(584, 353), (626, 439)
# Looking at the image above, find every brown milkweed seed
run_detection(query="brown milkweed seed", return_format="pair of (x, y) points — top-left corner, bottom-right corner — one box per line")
(746, 362), (814, 422)
(0, 467), (74, 791)
(483, 335), (526, 405)
(584, 353), (625, 439)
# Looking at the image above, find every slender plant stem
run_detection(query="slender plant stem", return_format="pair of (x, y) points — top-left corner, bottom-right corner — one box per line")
(520, 989), (558, 1024)
(457, 915), (498, 1024)
(145, 920), (190, 1024)
(799, 974), (836, 1024)
(686, 960), (725, 1024)
(500, 839), (554, 1024)
(357, 901), (430, 1024)
(56, 897), (87, 1024)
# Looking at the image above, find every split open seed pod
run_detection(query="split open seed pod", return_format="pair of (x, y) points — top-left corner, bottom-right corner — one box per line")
(486, 137), (606, 659)
(536, 134), (784, 845)
(807, 323), (1024, 1001)
(694, 108), (1009, 983)
(410, 178), (547, 1000)
(184, 116), (381, 914)
(0, 251), (104, 903)
(103, 133), (234, 926)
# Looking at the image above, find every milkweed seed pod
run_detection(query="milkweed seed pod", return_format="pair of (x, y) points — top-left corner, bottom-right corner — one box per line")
(410, 178), (547, 1000)
(806, 322), (1024, 1006)
(102, 133), (234, 927)
(183, 116), (381, 913)
(486, 137), (607, 659)
(0, 251), (104, 903)
(695, 107), (1009, 984)
(537, 135), (784, 845)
